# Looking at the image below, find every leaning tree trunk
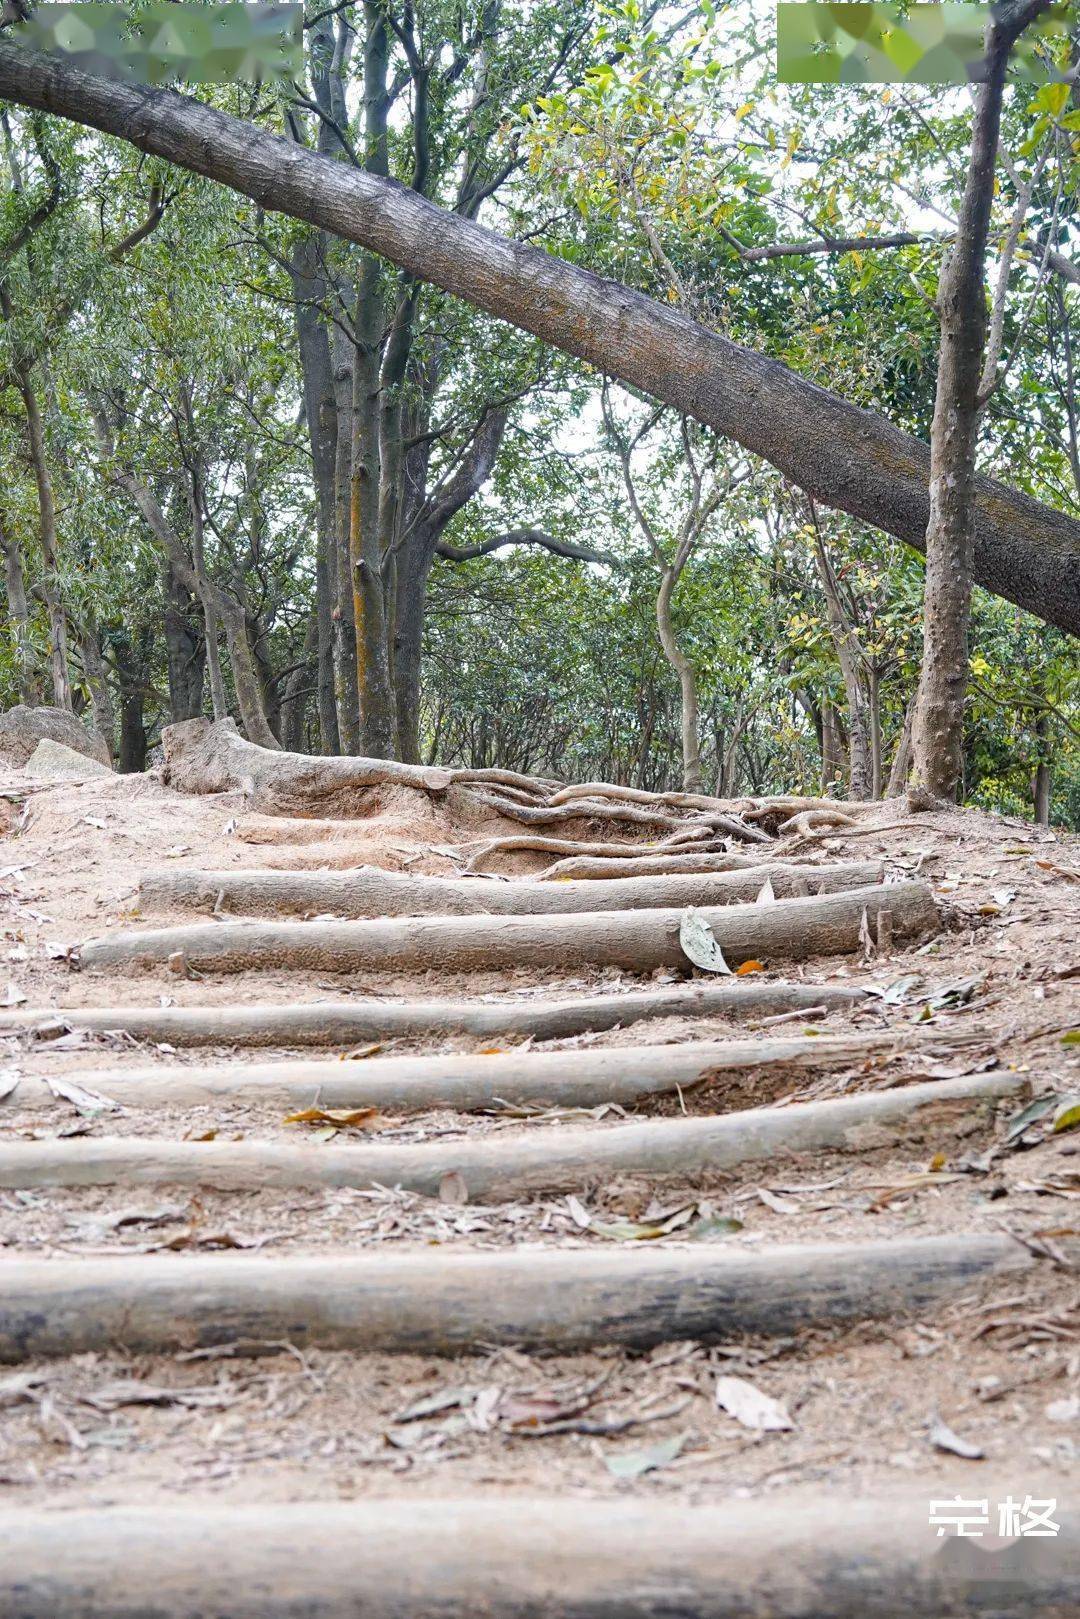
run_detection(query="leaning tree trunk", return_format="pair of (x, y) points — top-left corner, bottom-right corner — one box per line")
(1, 41), (1076, 634)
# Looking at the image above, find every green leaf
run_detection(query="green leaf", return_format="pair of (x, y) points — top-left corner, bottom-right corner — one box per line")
(604, 1432), (686, 1479)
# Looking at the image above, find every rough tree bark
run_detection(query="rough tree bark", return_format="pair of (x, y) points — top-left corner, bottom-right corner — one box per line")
(0, 42), (1075, 635)
(911, 0), (1052, 799)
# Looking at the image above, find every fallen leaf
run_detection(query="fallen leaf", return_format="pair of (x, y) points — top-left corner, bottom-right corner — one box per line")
(340, 1042), (383, 1061)
(679, 909), (733, 975)
(439, 1170), (469, 1205)
(929, 1414), (983, 1460)
(736, 960), (764, 976)
(604, 1432), (686, 1479)
(82, 1380), (233, 1411)
(565, 1195), (591, 1229)
(1062, 1031), (1080, 1046)
(1004, 1095), (1057, 1144)
(282, 1106), (382, 1130)
(45, 1077), (118, 1115)
(868, 975), (921, 1005)
(1052, 1097), (1080, 1135)
(756, 878), (776, 904)
(394, 1388), (471, 1422)
(715, 1375), (793, 1432)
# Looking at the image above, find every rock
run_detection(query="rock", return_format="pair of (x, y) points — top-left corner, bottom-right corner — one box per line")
(24, 739), (113, 780)
(0, 705), (111, 769)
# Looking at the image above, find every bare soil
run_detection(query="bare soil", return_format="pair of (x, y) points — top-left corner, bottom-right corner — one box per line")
(1, 761), (1078, 1513)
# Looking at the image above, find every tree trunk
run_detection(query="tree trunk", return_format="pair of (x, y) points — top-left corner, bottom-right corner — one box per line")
(78, 621), (115, 761)
(186, 462), (228, 723)
(3, 42), (1077, 633)
(289, 233), (340, 756)
(0, 517), (38, 703)
(331, 325), (361, 752)
(886, 698), (915, 798)
(14, 360), (71, 708)
(1033, 707), (1053, 825)
(911, 7), (1048, 798)
(655, 566), (702, 792)
(162, 562), (205, 722)
(809, 511), (871, 799)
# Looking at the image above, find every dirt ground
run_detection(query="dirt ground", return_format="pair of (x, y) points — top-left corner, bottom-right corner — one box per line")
(1, 760), (1078, 1514)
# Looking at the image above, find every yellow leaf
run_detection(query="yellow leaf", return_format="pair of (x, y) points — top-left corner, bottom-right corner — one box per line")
(283, 1106), (383, 1131)
(734, 101), (754, 121)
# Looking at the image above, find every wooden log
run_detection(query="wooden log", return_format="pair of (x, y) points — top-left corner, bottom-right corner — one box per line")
(78, 881), (938, 976)
(5, 1033), (892, 1112)
(540, 852), (778, 879)
(3, 1489), (1076, 1619)
(0, 1073), (1025, 1197)
(4, 1488), (1077, 1619)
(138, 860), (884, 919)
(0, 1233), (1043, 1361)
(0, 981), (864, 1049)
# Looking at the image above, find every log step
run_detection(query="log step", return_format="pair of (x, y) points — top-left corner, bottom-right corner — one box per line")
(78, 882), (937, 976)
(137, 859), (883, 918)
(0, 980), (865, 1048)
(0, 1233), (1046, 1361)
(2, 1491), (1075, 1617)
(7, 1033), (909, 1112)
(0, 1073), (1025, 1198)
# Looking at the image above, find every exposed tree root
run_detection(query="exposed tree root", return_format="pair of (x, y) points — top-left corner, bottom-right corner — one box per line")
(78, 882), (937, 976)
(138, 860), (883, 920)
(161, 718), (557, 818)
(464, 829), (720, 874)
(0, 1234), (1041, 1361)
(0, 980), (864, 1050)
(3, 1490), (1074, 1619)
(8, 1031), (894, 1112)
(0, 1073), (1021, 1197)
(468, 792), (686, 831)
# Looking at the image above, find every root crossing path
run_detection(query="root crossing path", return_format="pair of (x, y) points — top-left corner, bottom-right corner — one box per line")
(2, 765), (1078, 1616)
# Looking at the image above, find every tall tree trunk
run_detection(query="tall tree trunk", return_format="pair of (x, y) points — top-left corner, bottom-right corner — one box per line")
(912, 3), (1050, 799)
(13, 358), (71, 708)
(331, 328), (361, 752)
(820, 700), (845, 794)
(114, 626), (150, 774)
(163, 562), (205, 722)
(78, 620), (115, 760)
(0, 516), (38, 703)
(655, 566), (702, 793)
(809, 508), (872, 799)
(349, 274), (396, 757)
(1033, 708), (1052, 825)
(886, 698), (915, 798)
(186, 461), (228, 723)
(289, 232), (341, 756)
(5, 41), (1077, 634)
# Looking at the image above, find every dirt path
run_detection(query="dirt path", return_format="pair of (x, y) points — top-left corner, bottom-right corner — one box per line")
(1, 761), (1078, 1612)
